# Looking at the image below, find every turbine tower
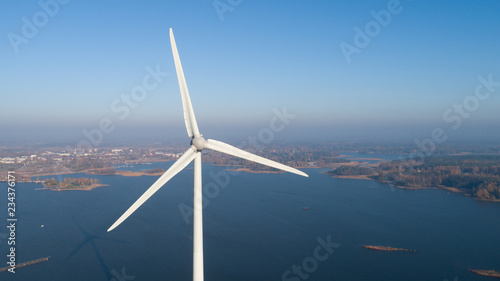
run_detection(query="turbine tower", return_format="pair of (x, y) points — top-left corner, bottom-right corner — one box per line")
(107, 28), (308, 281)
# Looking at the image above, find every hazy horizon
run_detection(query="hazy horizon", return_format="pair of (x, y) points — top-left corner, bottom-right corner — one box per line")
(2, 121), (500, 147)
(2, 0), (499, 145)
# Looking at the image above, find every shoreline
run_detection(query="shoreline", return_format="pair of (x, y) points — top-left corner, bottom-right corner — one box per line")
(9, 158), (178, 178)
(224, 167), (284, 174)
(39, 183), (109, 191)
(12, 159), (500, 202)
(325, 165), (500, 203)
(327, 174), (376, 180)
(347, 157), (389, 162)
(114, 170), (165, 177)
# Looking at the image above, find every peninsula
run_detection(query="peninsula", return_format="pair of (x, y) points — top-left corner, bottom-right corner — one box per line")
(375, 155), (500, 201)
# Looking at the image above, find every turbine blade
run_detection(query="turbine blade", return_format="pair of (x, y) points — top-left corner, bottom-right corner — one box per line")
(107, 146), (198, 232)
(170, 28), (200, 138)
(205, 139), (308, 177)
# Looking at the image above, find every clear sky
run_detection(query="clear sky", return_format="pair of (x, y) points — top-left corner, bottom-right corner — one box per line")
(1, 0), (499, 144)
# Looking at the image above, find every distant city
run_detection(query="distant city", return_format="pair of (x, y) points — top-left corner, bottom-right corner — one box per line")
(0, 142), (345, 179)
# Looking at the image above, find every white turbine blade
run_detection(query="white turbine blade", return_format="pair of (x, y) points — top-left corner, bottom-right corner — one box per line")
(107, 146), (198, 232)
(170, 28), (200, 138)
(205, 139), (308, 177)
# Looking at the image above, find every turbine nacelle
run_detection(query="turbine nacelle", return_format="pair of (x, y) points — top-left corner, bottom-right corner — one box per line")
(191, 136), (206, 151)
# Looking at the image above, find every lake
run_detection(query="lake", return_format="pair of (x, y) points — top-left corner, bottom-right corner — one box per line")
(1, 156), (499, 280)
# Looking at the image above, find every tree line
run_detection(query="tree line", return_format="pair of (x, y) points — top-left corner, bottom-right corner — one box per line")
(44, 177), (101, 188)
(375, 155), (500, 200)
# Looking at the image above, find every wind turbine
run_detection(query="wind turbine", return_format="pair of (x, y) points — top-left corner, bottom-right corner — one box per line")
(107, 28), (308, 281)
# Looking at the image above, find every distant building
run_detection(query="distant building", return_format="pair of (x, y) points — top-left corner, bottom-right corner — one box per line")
(0, 158), (15, 164)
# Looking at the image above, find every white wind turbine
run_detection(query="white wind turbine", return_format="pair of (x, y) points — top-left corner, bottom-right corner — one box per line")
(107, 28), (308, 281)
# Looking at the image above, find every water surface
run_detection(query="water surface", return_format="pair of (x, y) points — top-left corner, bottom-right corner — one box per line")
(1, 160), (499, 280)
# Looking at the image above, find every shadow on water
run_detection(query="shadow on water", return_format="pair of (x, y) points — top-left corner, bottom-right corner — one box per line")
(64, 218), (127, 280)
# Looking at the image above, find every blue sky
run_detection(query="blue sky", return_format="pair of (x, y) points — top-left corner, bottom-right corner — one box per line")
(1, 0), (499, 143)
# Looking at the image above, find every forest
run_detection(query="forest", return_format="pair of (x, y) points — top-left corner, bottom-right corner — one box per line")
(43, 177), (101, 189)
(327, 165), (375, 176)
(375, 155), (500, 200)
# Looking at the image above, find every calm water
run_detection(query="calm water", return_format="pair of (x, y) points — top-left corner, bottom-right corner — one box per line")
(1, 158), (499, 281)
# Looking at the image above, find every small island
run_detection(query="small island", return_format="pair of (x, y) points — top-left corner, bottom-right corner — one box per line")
(362, 245), (416, 253)
(42, 177), (108, 191)
(326, 165), (376, 180)
(469, 269), (500, 279)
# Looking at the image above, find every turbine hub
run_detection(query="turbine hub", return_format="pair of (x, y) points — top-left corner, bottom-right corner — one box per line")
(191, 136), (206, 151)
